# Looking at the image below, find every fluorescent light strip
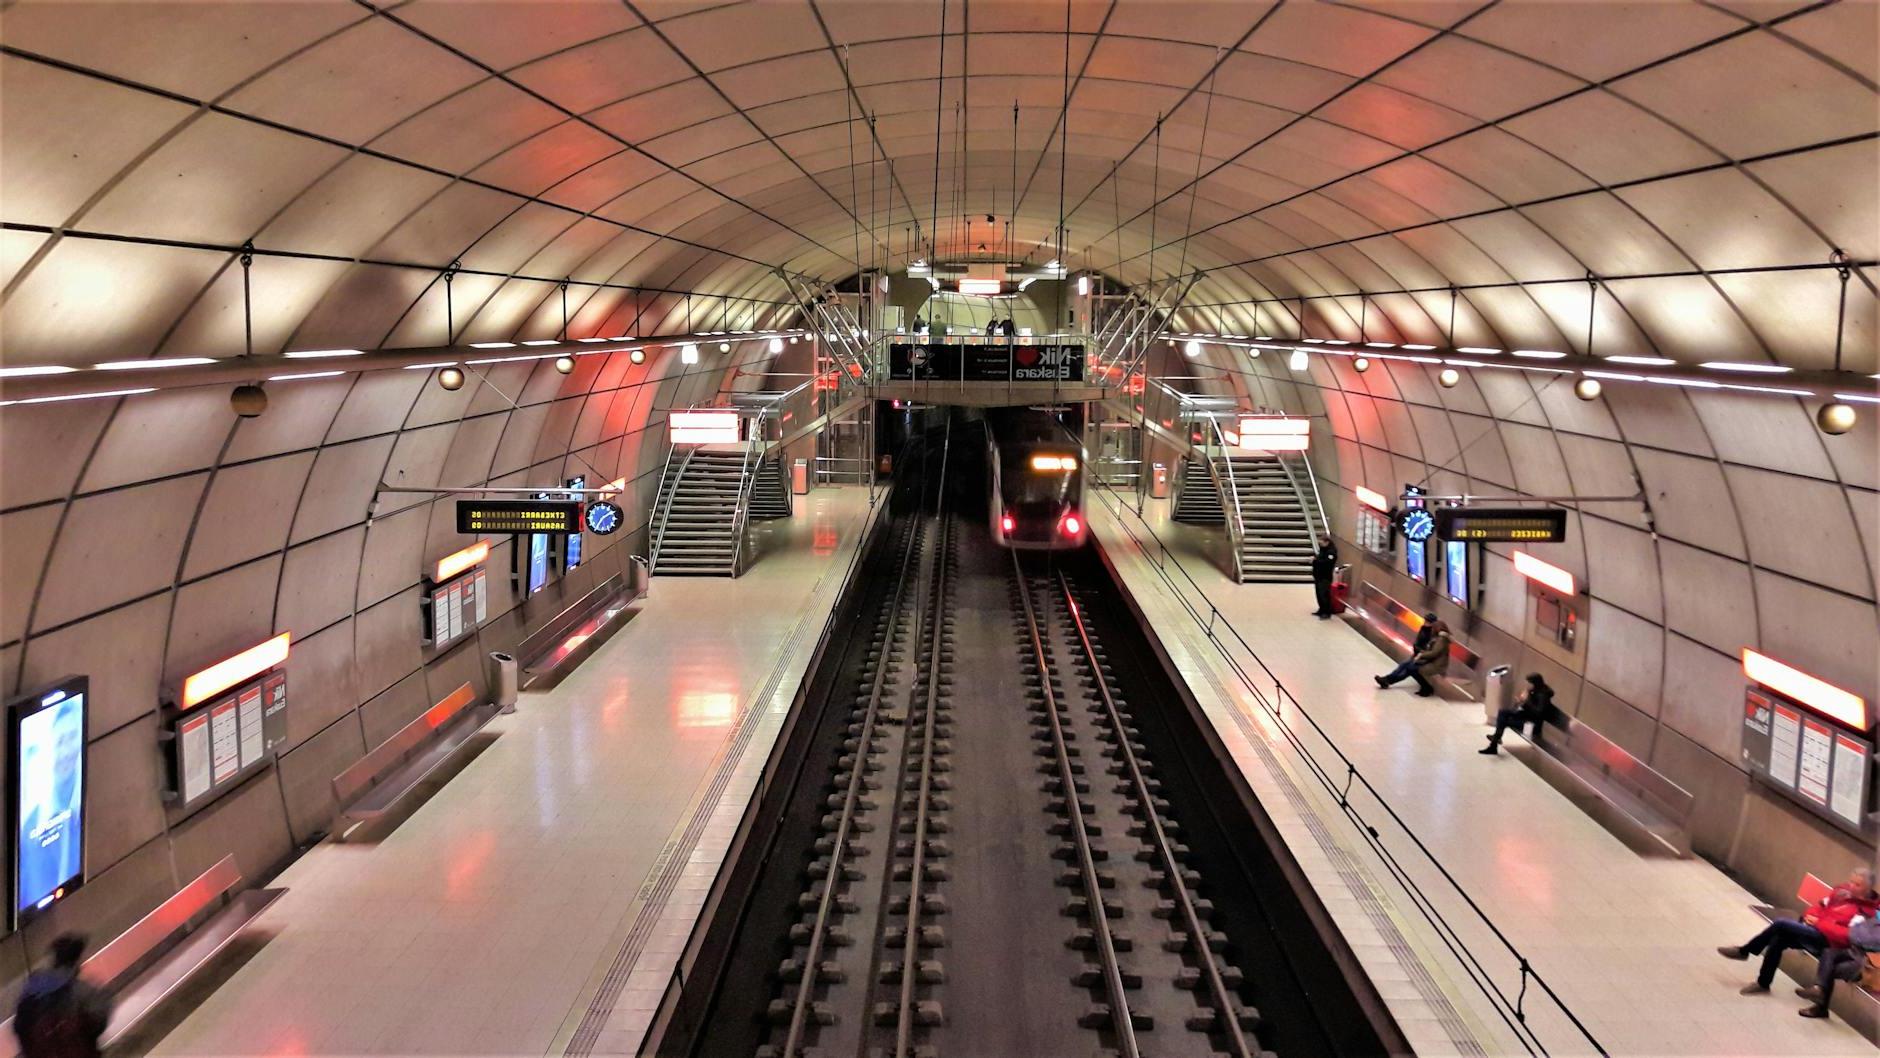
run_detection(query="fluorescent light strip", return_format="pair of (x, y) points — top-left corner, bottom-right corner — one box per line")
(1717, 383), (1814, 396)
(94, 357), (218, 370)
(465, 353), (559, 365)
(267, 370), (344, 381)
(1511, 349), (1567, 359)
(469, 342), (516, 349)
(1455, 347), (1500, 355)
(1365, 342), (1396, 348)
(1603, 355), (1675, 366)
(1832, 393), (1880, 404)
(1401, 344), (1436, 350)
(575, 337), (609, 343)
(1, 386), (156, 407)
(1644, 376), (1722, 389)
(520, 339), (560, 347)
(1582, 370), (1646, 382)
(1700, 361), (1791, 373)
(402, 361), (459, 370)
(1743, 648), (1866, 730)
(0, 365), (77, 378)
(283, 348), (364, 359)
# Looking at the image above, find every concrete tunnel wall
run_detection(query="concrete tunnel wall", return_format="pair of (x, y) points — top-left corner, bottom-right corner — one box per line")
(0, 314), (789, 991)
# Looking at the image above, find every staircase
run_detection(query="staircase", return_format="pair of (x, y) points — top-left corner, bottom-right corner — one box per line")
(747, 455), (792, 519)
(1173, 452), (1327, 583)
(650, 447), (751, 576)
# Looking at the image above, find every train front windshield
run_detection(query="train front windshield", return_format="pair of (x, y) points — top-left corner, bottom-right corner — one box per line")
(1000, 447), (1080, 525)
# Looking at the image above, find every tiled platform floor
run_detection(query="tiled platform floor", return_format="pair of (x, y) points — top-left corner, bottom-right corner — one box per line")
(149, 487), (881, 1058)
(1090, 491), (1873, 1057)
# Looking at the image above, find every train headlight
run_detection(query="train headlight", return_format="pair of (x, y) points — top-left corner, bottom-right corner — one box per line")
(1001, 515), (1015, 534)
(1061, 515), (1082, 537)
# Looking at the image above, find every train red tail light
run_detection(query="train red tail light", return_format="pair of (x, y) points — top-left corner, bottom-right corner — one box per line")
(1061, 514), (1082, 537)
(1001, 515), (1015, 533)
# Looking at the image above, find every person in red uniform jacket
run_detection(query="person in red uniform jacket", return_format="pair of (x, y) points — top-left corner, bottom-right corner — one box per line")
(1719, 867), (1879, 994)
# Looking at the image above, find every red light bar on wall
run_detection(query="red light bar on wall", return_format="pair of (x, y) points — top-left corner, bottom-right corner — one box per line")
(1743, 649), (1868, 730)
(669, 410), (740, 445)
(1237, 416), (1310, 452)
(1512, 550), (1575, 596)
(182, 632), (291, 709)
(1355, 485), (1390, 512)
(435, 541), (490, 582)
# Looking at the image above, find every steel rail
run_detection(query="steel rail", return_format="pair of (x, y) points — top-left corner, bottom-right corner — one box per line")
(1012, 562), (1140, 1058)
(1056, 571), (1255, 1057)
(780, 498), (929, 1055)
(894, 438), (952, 1057)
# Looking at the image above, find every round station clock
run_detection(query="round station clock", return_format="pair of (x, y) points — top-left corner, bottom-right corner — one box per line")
(1400, 508), (1436, 543)
(584, 500), (623, 536)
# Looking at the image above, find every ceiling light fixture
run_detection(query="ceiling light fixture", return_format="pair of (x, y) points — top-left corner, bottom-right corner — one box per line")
(1456, 347), (1500, 355)
(283, 348), (364, 359)
(0, 365), (77, 378)
(1603, 355), (1676, 366)
(469, 342), (516, 349)
(402, 361), (459, 371)
(1183, 339), (1201, 358)
(520, 340), (559, 347)
(1289, 349), (1309, 371)
(0, 386), (156, 407)
(267, 370), (344, 382)
(1511, 350), (1567, 359)
(94, 357), (217, 370)
(1700, 361), (1793, 374)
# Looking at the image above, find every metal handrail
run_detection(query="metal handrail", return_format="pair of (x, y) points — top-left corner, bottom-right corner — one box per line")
(1197, 416), (1249, 581)
(1280, 451), (1329, 541)
(1085, 478), (1609, 1058)
(729, 406), (769, 576)
(647, 442), (695, 571)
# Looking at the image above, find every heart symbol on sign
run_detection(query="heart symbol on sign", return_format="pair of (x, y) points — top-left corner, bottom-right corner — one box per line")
(1016, 347), (1041, 367)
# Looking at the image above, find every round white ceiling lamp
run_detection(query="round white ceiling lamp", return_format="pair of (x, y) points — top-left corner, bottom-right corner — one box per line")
(1438, 368), (1461, 388)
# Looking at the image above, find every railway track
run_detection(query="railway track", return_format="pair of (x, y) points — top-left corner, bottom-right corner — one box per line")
(731, 428), (1331, 1058)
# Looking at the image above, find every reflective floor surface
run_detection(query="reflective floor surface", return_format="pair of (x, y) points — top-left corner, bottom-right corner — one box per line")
(148, 487), (881, 1058)
(1090, 494), (1872, 1057)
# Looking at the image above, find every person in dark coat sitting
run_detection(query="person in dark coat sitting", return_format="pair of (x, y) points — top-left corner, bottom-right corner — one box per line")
(1480, 673), (1556, 754)
(1374, 614), (1437, 688)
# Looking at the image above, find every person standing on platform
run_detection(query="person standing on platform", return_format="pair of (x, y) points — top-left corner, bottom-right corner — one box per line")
(912, 315), (927, 336)
(1002, 317), (1016, 338)
(1721, 868), (1877, 996)
(14, 933), (111, 1058)
(1310, 535), (1338, 618)
(1479, 673), (1556, 754)
(985, 318), (999, 338)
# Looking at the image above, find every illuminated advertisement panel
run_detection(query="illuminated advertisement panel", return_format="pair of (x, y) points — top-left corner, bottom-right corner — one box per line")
(9, 676), (87, 923)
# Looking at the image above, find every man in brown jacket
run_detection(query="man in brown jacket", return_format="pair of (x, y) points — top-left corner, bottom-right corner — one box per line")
(1378, 619), (1450, 698)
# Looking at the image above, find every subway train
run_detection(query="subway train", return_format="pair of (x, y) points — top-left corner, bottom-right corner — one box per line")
(986, 406), (1087, 550)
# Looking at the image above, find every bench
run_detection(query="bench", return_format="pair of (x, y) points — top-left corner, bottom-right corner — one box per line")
(1504, 715), (1695, 858)
(1345, 582), (1483, 700)
(517, 573), (642, 691)
(1750, 874), (1880, 1041)
(331, 681), (498, 833)
(0, 854), (282, 1056)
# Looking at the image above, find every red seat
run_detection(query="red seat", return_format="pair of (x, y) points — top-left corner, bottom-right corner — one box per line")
(1798, 873), (1835, 907)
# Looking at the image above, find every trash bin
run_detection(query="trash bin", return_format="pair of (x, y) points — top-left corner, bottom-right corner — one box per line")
(489, 652), (519, 715)
(1150, 462), (1169, 499)
(1483, 664), (1512, 725)
(792, 457), (809, 495)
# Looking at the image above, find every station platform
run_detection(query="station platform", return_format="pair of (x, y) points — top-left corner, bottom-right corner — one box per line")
(145, 487), (882, 1058)
(1087, 490), (1874, 1057)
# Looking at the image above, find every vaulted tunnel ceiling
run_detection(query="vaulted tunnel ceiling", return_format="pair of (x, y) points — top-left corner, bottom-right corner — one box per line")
(2, 0), (1875, 375)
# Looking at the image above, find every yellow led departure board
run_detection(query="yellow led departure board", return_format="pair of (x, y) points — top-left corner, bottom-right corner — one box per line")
(456, 499), (583, 535)
(1433, 507), (1567, 543)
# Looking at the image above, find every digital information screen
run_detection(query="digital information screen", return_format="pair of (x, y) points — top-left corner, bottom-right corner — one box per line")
(456, 499), (583, 535)
(1434, 507), (1568, 543)
(1405, 538), (1427, 583)
(887, 343), (1085, 382)
(173, 673), (288, 813)
(527, 531), (551, 595)
(564, 477), (585, 571)
(1444, 540), (1471, 607)
(10, 677), (87, 922)
(1743, 686), (1871, 836)
(425, 568), (489, 649)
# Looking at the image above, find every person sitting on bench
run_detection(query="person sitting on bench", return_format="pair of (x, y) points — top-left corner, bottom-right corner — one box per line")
(1479, 673), (1556, 755)
(1376, 619), (1450, 698)
(1719, 867), (1878, 995)
(1374, 614), (1437, 689)
(1797, 912), (1880, 1020)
